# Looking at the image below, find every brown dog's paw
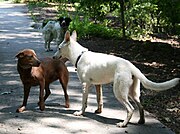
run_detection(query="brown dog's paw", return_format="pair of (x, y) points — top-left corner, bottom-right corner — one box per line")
(95, 108), (102, 114)
(65, 103), (70, 108)
(39, 103), (45, 111)
(16, 106), (26, 113)
(138, 119), (145, 124)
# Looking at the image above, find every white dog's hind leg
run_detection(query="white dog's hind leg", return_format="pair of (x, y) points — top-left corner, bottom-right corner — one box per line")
(44, 41), (52, 52)
(95, 85), (103, 113)
(129, 77), (145, 124)
(117, 100), (134, 127)
(44, 41), (48, 51)
(113, 72), (134, 127)
(74, 82), (90, 116)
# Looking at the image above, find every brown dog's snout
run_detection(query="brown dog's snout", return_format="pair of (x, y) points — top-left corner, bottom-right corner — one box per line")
(33, 57), (41, 67)
(36, 59), (41, 66)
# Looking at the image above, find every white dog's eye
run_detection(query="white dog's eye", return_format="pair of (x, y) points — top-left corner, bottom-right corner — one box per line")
(59, 48), (61, 50)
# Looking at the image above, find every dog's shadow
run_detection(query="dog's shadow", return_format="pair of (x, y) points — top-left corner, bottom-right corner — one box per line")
(37, 103), (120, 125)
(84, 112), (120, 125)
(0, 103), (135, 126)
(45, 104), (136, 126)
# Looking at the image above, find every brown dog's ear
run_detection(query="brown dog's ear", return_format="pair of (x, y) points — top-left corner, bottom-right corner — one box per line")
(15, 52), (24, 58)
(65, 31), (70, 42)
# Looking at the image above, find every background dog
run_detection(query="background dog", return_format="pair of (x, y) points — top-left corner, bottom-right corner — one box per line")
(16, 49), (69, 112)
(42, 17), (72, 51)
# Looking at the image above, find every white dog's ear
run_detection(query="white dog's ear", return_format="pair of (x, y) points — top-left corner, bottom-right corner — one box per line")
(65, 31), (70, 42)
(71, 30), (77, 41)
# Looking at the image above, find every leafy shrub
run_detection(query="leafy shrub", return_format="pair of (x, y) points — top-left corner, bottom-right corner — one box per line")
(69, 15), (122, 39)
(125, 2), (159, 38)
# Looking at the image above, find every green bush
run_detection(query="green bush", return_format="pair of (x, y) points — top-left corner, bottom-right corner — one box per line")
(69, 15), (122, 39)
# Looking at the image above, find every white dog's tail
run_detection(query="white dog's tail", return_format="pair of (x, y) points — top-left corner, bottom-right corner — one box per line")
(130, 63), (179, 91)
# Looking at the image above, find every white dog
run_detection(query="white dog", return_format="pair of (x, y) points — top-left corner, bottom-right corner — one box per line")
(53, 31), (179, 127)
(31, 17), (71, 51)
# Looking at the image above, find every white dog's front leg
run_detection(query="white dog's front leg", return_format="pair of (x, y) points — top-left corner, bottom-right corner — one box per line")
(74, 83), (89, 116)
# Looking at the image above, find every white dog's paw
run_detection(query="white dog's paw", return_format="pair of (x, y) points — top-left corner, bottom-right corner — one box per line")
(73, 110), (83, 116)
(116, 122), (127, 128)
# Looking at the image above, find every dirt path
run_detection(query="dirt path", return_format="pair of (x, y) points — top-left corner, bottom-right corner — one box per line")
(0, 2), (177, 134)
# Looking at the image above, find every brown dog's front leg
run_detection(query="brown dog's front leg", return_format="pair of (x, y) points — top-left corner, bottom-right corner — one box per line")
(95, 85), (103, 114)
(16, 85), (31, 113)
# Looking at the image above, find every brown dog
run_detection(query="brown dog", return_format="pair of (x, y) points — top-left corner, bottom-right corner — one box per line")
(16, 49), (69, 112)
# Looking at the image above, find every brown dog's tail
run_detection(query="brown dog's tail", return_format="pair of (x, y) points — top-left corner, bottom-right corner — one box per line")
(130, 63), (179, 91)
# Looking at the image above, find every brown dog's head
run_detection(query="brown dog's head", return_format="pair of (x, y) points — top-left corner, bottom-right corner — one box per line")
(15, 49), (41, 69)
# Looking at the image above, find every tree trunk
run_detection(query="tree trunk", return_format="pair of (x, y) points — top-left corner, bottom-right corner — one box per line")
(120, 0), (126, 38)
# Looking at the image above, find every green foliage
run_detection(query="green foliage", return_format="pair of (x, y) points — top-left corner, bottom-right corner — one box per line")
(27, 0), (180, 39)
(28, 1), (49, 9)
(27, 1), (49, 22)
(125, 2), (159, 37)
(13, 0), (21, 3)
(78, 1), (120, 22)
(57, 1), (69, 17)
(69, 15), (122, 39)
(152, 0), (180, 34)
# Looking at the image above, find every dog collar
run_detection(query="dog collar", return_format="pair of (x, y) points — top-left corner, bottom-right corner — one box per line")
(75, 51), (86, 68)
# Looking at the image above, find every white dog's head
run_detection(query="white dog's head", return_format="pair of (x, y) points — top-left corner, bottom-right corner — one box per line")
(53, 30), (77, 59)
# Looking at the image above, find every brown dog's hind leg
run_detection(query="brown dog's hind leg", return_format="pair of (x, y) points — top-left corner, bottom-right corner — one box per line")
(95, 85), (103, 114)
(59, 75), (69, 108)
(16, 85), (31, 113)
